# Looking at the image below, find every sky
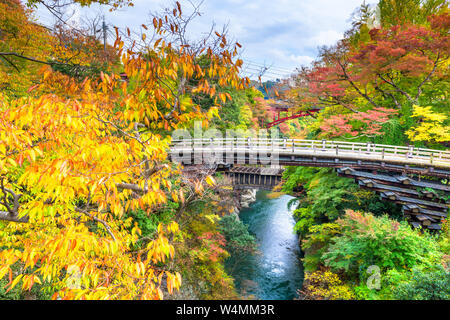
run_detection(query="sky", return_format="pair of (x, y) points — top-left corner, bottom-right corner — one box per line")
(31, 0), (367, 81)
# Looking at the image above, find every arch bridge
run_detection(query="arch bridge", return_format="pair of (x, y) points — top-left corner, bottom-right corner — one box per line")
(266, 101), (321, 129)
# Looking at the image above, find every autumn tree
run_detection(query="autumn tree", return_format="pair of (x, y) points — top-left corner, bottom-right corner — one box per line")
(352, 14), (449, 108)
(406, 105), (450, 144)
(0, 0), (55, 95)
(0, 1), (248, 300)
(377, 0), (448, 27)
(292, 12), (449, 113)
(318, 107), (398, 139)
(286, 4), (449, 147)
(0, 0), (122, 96)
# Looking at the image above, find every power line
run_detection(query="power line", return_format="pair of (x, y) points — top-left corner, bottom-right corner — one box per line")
(245, 63), (293, 74)
(243, 66), (291, 77)
(243, 59), (294, 73)
(243, 65), (292, 76)
(241, 67), (292, 77)
(241, 72), (288, 80)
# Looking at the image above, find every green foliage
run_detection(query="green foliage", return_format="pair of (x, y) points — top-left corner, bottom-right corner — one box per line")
(301, 223), (342, 271)
(283, 167), (359, 222)
(283, 167), (401, 236)
(378, 0), (448, 26)
(373, 118), (409, 146)
(322, 211), (442, 279)
(125, 200), (179, 241)
(207, 87), (264, 131)
(438, 218), (450, 254)
(218, 215), (257, 256)
(386, 265), (450, 300)
(292, 208), (321, 236)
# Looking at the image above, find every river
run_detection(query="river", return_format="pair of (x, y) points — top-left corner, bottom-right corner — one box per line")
(226, 190), (304, 300)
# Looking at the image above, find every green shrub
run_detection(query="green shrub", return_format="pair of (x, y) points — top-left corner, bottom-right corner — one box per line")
(301, 223), (342, 271)
(387, 265), (450, 300)
(283, 167), (402, 237)
(322, 211), (442, 279)
(298, 270), (355, 300)
(218, 215), (257, 255)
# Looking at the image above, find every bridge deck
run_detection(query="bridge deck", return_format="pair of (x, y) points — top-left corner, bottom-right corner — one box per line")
(170, 138), (450, 177)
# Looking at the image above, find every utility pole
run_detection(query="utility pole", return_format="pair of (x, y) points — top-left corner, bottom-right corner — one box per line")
(102, 16), (107, 57)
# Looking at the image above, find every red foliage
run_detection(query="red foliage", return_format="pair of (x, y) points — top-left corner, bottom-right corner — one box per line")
(354, 21), (449, 78)
(291, 13), (449, 112)
(197, 232), (227, 262)
(429, 12), (450, 33)
(320, 107), (397, 138)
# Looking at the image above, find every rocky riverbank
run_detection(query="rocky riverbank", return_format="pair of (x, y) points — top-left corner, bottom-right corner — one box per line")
(239, 188), (257, 208)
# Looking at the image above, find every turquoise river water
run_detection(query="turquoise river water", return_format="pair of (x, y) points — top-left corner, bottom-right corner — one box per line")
(227, 190), (304, 300)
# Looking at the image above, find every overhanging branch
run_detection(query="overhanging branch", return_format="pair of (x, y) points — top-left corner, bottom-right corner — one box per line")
(0, 52), (53, 65)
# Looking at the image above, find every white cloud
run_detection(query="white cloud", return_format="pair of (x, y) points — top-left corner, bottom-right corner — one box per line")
(289, 55), (315, 66)
(306, 30), (344, 47)
(32, 0), (365, 79)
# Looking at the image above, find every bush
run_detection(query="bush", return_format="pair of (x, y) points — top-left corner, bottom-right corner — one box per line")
(218, 215), (257, 255)
(388, 265), (450, 300)
(322, 210), (442, 279)
(301, 223), (342, 271)
(284, 167), (402, 236)
(393, 266), (450, 300)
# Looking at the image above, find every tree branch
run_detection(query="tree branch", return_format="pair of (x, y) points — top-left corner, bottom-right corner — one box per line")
(0, 178), (22, 216)
(336, 59), (380, 109)
(414, 53), (441, 103)
(377, 73), (413, 103)
(0, 52), (53, 65)
(116, 183), (147, 193)
(0, 55), (20, 71)
(374, 78), (400, 109)
(75, 207), (117, 241)
(0, 210), (28, 223)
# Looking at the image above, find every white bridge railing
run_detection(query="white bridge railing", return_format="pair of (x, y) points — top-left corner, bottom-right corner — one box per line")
(170, 138), (450, 169)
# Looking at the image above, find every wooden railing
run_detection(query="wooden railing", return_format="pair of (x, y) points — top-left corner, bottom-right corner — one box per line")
(170, 138), (450, 169)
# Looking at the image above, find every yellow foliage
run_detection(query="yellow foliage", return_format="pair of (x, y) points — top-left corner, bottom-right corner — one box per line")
(301, 270), (355, 300)
(0, 1), (247, 300)
(406, 105), (450, 143)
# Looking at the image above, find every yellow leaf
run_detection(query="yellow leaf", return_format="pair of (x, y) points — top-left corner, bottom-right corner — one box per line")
(205, 175), (216, 186)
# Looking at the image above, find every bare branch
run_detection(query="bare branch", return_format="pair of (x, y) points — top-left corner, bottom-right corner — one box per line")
(336, 59), (381, 109)
(0, 55), (20, 71)
(0, 178), (22, 216)
(377, 73), (413, 103)
(116, 183), (147, 193)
